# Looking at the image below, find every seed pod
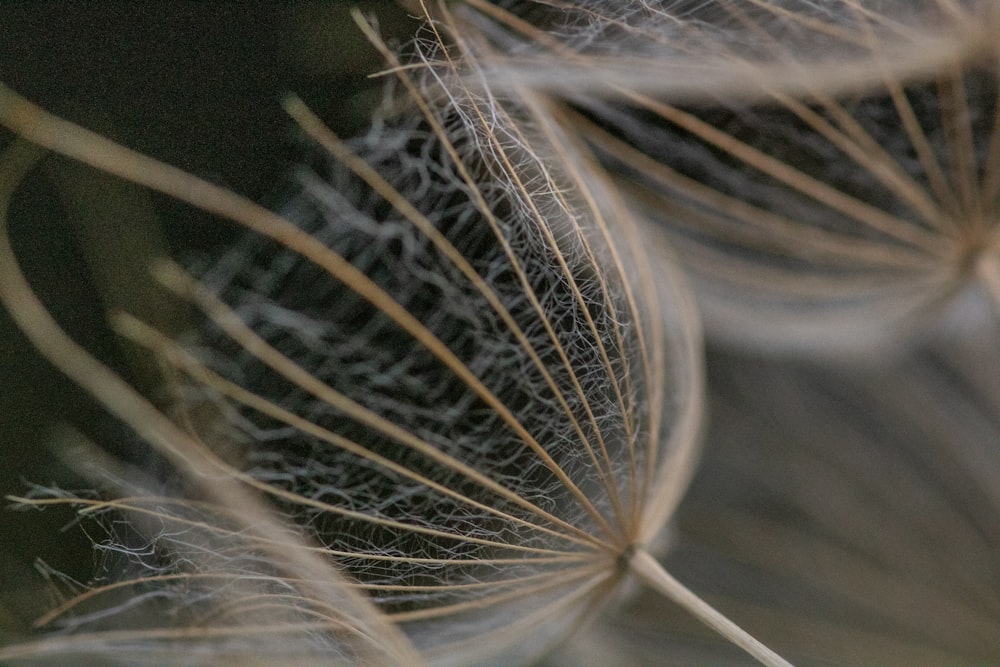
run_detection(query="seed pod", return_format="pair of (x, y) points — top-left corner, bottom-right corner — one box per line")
(0, 9), (736, 665)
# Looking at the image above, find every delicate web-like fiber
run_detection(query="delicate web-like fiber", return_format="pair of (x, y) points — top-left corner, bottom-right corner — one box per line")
(0, 8), (709, 666)
(464, 0), (1000, 355)
(165, 19), (703, 663)
(461, 1), (991, 101)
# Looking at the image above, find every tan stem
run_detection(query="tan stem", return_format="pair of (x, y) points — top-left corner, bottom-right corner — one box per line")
(629, 549), (794, 667)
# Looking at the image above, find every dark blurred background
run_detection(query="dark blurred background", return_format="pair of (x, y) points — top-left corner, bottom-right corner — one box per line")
(0, 2), (416, 634)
